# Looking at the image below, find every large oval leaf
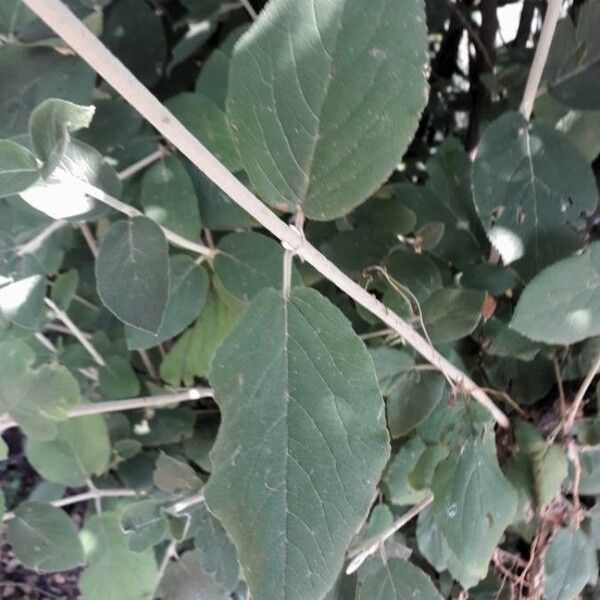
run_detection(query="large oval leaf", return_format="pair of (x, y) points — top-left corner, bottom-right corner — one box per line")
(8, 501), (85, 573)
(0, 140), (39, 198)
(96, 216), (169, 334)
(510, 241), (600, 344)
(472, 112), (597, 278)
(204, 287), (390, 600)
(227, 0), (428, 220)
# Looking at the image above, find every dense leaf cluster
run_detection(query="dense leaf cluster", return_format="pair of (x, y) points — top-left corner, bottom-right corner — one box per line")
(0, 0), (599, 599)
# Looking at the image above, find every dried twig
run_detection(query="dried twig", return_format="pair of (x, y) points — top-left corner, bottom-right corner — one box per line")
(519, 0), (563, 119)
(564, 353), (600, 435)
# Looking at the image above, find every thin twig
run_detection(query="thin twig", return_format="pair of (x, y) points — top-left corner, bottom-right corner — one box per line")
(2, 488), (139, 522)
(137, 349), (160, 382)
(118, 146), (168, 180)
(21, 0), (509, 429)
(15, 220), (68, 256)
(564, 354), (600, 435)
(167, 490), (206, 515)
(239, 0), (257, 19)
(79, 222), (98, 257)
(519, 0), (563, 119)
(155, 541), (178, 591)
(0, 387), (213, 434)
(345, 494), (433, 574)
(45, 297), (106, 366)
(552, 355), (567, 436)
(77, 179), (215, 258)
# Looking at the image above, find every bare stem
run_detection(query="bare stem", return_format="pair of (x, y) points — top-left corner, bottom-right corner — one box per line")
(2, 488), (139, 522)
(346, 494), (434, 574)
(118, 146), (168, 180)
(15, 220), (67, 256)
(45, 297), (106, 366)
(79, 222), (99, 257)
(239, 0), (257, 19)
(519, 0), (563, 120)
(0, 387), (213, 434)
(564, 354), (600, 435)
(167, 490), (206, 515)
(77, 180), (215, 258)
(20, 0), (509, 429)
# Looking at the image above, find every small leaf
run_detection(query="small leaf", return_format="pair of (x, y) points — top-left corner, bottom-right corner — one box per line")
(227, 0), (428, 220)
(355, 558), (443, 600)
(102, 0), (166, 87)
(8, 501), (85, 573)
(0, 254), (45, 330)
(422, 288), (486, 344)
(194, 503), (240, 592)
(431, 429), (518, 578)
(121, 500), (168, 552)
(166, 92), (241, 171)
(153, 452), (202, 493)
(384, 435), (430, 506)
(0, 139), (39, 198)
(50, 268), (79, 311)
(160, 288), (240, 386)
(472, 112), (597, 278)
(510, 242), (600, 344)
(99, 355), (140, 399)
(204, 287), (390, 600)
(26, 413), (111, 486)
(125, 256), (209, 350)
(158, 550), (230, 600)
(96, 217), (169, 334)
(386, 371), (446, 438)
(29, 99), (95, 173)
(141, 155), (201, 242)
(20, 139), (120, 221)
(544, 528), (598, 600)
(383, 250), (443, 303)
(79, 513), (158, 600)
(214, 231), (302, 304)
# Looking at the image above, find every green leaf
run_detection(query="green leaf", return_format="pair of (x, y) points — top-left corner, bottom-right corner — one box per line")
(194, 503), (240, 592)
(153, 452), (202, 493)
(99, 355), (141, 399)
(0, 254), (45, 330)
(431, 429), (517, 576)
(482, 318), (541, 361)
(544, 0), (600, 110)
(80, 512), (158, 600)
(386, 372), (446, 438)
(29, 99), (95, 173)
(384, 435), (430, 506)
(141, 155), (201, 242)
(544, 528), (598, 600)
(383, 250), (442, 303)
(422, 288), (486, 344)
(166, 93), (241, 171)
(0, 140), (39, 198)
(102, 0), (166, 87)
(158, 549), (230, 600)
(26, 413), (111, 486)
(472, 112), (597, 278)
(20, 139), (120, 221)
(510, 242), (600, 344)
(0, 0), (36, 36)
(96, 217), (169, 334)
(227, 0), (428, 220)
(394, 138), (488, 266)
(355, 558), (443, 600)
(0, 490), (4, 522)
(160, 288), (240, 386)
(184, 418), (219, 473)
(214, 231), (302, 305)
(204, 287), (390, 600)
(0, 338), (81, 440)
(50, 268), (79, 311)
(0, 46), (95, 139)
(8, 501), (85, 573)
(120, 500), (168, 552)
(125, 256), (209, 350)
